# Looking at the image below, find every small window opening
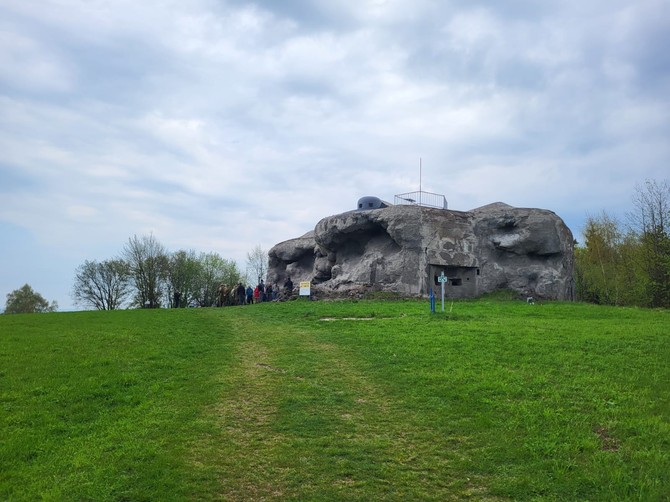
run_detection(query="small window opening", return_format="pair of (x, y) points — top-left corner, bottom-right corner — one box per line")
(451, 278), (462, 286)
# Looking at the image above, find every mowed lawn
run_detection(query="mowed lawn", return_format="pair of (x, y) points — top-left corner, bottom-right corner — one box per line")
(1, 299), (668, 501)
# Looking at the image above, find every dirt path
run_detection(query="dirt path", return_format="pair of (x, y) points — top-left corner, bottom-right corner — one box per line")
(188, 313), (479, 500)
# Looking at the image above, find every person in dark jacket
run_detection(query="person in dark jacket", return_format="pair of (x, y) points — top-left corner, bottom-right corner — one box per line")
(258, 280), (265, 302)
(284, 276), (293, 297)
(236, 283), (245, 305)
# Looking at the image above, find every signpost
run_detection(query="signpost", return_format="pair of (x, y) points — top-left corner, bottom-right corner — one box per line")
(437, 271), (448, 312)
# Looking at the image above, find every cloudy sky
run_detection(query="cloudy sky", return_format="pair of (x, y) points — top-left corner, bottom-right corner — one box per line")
(1, 0), (668, 310)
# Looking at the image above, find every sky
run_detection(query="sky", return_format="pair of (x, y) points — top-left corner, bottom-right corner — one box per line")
(1, 0), (669, 311)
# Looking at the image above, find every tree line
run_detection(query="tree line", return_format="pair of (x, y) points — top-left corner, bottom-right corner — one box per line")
(574, 179), (670, 308)
(2, 236), (268, 313)
(71, 235), (268, 310)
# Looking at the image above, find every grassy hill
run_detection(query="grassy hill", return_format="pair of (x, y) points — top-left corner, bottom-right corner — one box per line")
(1, 299), (668, 500)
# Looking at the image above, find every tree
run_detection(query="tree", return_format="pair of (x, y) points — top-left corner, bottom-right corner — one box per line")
(575, 212), (646, 306)
(575, 179), (670, 308)
(246, 245), (268, 285)
(165, 250), (201, 307)
(194, 252), (243, 307)
(575, 212), (624, 305)
(628, 179), (670, 307)
(4, 284), (57, 314)
(72, 259), (133, 310)
(123, 234), (168, 308)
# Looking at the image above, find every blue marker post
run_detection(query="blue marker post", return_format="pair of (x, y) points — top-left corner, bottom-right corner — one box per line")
(429, 288), (435, 313)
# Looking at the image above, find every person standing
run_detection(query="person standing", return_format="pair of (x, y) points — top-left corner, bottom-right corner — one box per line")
(236, 282), (245, 305)
(246, 285), (254, 304)
(217, 283), (226, 307)
(253, 285), (260, 304)
(258, 280), (265, 302)
(284, 276), (293, 297)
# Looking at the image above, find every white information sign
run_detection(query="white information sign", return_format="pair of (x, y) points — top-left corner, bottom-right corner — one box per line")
(299, 281), (311, 296)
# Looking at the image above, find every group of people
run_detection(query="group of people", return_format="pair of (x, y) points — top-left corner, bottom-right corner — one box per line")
(216, 276), (294, 307)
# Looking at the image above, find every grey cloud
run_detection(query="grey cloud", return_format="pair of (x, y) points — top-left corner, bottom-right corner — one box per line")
(0, 164), (43, 191)
(226, 0), (354, 31)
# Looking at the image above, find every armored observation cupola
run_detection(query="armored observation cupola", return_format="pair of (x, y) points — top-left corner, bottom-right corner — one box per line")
(356, 196), (387, 210)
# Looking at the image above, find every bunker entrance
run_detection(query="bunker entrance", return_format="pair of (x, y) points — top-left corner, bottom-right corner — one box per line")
(429, 265), (479, 298)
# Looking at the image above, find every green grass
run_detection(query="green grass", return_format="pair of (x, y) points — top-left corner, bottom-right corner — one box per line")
(1, 299), (668, 500)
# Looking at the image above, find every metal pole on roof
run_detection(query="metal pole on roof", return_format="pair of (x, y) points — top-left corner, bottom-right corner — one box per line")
(419, 157), (422, 206)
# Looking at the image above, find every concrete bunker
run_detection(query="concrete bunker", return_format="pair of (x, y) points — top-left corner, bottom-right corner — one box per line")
(268, 199), (574, 300)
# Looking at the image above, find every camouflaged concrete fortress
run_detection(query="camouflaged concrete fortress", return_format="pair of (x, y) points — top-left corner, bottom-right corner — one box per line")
(268, 199), (574, 300)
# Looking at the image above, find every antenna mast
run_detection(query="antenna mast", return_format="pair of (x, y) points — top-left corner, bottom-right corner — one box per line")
(419, 157), (422, 206)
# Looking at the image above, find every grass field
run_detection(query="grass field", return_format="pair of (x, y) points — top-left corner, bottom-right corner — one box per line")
(1, 298), (669, 501)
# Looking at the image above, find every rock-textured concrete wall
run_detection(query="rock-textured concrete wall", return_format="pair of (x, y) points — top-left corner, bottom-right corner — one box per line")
(268, 202), (574, 300)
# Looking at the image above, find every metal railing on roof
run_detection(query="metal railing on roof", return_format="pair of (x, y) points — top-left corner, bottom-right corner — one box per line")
(394, 191), (448, 209)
